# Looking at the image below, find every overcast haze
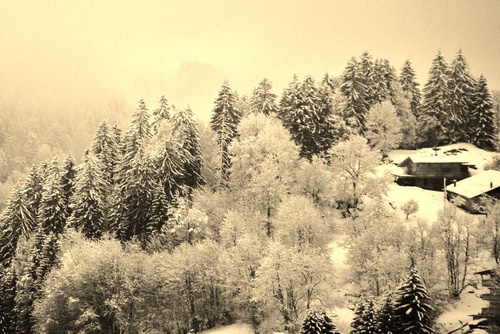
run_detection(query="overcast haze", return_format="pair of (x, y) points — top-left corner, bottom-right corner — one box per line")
(1, 0), (499, 122)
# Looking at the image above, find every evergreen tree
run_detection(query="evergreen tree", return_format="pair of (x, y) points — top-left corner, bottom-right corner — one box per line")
(121, 100), (152, 168)
(471, 74), (497, 150)
(301, 310), (342, 334)
(350, 299), (378, 334)
(340, 57), (369, 133)
(418, 51), (450, 146)
(91, 120), (120, 186)
(0, 182), (36, 266)
(152, 95), (171, 133)
(37, 158), (68, 236)
(67, 150), (109, 239)
(400, 60), (421, 118)
(210, 81), (241, 186)
(112, 146), (163, 246)
(171, 107), (204, 194)
(250, 78), (278, 115)
(448, 49), (476, 142)
(13, 273), (36, 334)
(359, 52), (375, 106)
(392, 270), (434, 333)
(23, 163), (49, 225)
(279, 76), (334, 159)
(60, 154), (76, 217)
(377, 293), (395, 334)
(0, 266), (16, 334)
(381, 59), (398, 104)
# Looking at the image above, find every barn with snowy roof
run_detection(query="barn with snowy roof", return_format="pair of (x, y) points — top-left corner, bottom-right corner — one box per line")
(446, 170), (500, 213)
(392, 153), (475, 190)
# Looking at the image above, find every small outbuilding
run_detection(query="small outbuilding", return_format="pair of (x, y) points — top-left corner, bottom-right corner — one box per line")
(446, 170), (500, 213)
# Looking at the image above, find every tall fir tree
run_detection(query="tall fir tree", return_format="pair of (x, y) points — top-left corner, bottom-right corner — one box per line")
(279, 76), (334, 159)
(210, 81), (241, 186)
(0, 182), (36, 266)
(112, 144), (164, 246)
(359, 52), (375, 106)
(37, 158), (68, 236)
(471, 75), (498, 150)
(152, 95), (171, 133)
(250, 78), (278, 115)
(340, 57), (370, 134)
(0, 266), (16, 334)
(91, 120), (120, 186)
(60, 154), (76, 217)
(23, 163), (49, 226)
(418, 51), (450, 147)
(120, 100), (152, 169)
(13, 228), (59, 334)
(67, 150), (109, 239)
(400, 60), (422, 118)
(171, 107), (204, 195)
(392, 270), (434, 333)
(447, 49), (476, 142)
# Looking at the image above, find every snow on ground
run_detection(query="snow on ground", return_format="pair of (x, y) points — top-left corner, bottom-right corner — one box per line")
(200, 144), (497, 334)
(435, 284), (490, 333)
(386, 183), (444, 223)
(199, 323), (254, 334)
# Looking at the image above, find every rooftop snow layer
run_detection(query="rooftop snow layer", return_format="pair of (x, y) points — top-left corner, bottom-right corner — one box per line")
(446, 170), (500, 199)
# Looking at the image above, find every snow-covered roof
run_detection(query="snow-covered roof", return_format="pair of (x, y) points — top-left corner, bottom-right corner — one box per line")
(398, 155), (470, 166)
(446, 170), (500, 199)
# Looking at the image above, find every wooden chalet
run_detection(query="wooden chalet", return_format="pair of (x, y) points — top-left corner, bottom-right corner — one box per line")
(445, 170), (500, 212)
(393, 154), (475, 190)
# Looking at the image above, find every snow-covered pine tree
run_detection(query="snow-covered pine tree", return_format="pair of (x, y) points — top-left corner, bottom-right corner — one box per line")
(23, 162), (49, 226)
(471, 74), (497, 150)
(381, 59), (398, 104)
(359, 52), (375, 106)
(301, 310), (342, 334)
(392, 269), (434, 333)
(60, 154), (76, 217)
(250, 78), (279, 115)
(448, 49), (476, 142)
(0, 182), (36, 266)
(210, 81), (241, 186)
(282, 76), (334, 159)
(0, 266), (16, 334)
(349, 299), (379, 334)
(418, 51), (450, 147)
(67, 150), (109, 239)
(171, 107), (204, 195)
(37, 158), (68, 236)
(377, 293), (395, 334)
(152, 95), (171, 133)
(120, 100), (152, 169)
(91, 120), (121, 186)
(400, 60), (422, 118)
(340, 57), (369, 134)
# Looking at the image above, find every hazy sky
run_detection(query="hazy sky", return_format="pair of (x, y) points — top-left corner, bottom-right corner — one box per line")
(1, 0), (499, 122)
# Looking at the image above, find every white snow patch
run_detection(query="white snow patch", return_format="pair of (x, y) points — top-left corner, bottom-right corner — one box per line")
(199, 323), (254, 334)
(435, 284), (490, 333)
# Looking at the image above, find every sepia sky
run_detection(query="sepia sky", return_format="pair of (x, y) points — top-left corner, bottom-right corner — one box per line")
(1, 0), (499, 121)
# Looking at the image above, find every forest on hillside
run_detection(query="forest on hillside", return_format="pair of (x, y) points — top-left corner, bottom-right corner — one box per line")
(1, 50), (500, 334)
